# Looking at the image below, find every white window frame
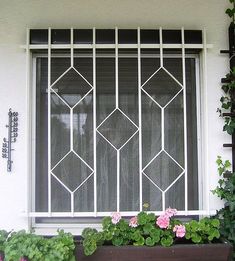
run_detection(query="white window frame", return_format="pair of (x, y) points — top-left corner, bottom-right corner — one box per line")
(24, 27), (214, 235)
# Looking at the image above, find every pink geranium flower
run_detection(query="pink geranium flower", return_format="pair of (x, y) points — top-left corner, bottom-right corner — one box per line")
(173, 224), (186, 238)
(165, 207), (177, 217)
(156, 214), (170, 229)
(19, 258), (28, 261)
(111, 212), (121, 224)
(129, 216), (138, 228)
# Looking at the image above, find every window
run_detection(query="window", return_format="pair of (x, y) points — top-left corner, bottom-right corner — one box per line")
(30, 28), (205, 225)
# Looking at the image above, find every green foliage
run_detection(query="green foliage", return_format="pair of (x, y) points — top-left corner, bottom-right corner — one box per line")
(3, 230), (75, 261)
(185, 218), (220, 244)
(213, 156), (235, 259)
(218, 68), (235, 135)
(81, 212), (222, 256)
(226, 0), (235, 23)
(0, 230), (9, 252)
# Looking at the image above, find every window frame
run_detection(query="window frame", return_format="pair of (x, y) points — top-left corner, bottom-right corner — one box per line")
(24, 27), (213, 234)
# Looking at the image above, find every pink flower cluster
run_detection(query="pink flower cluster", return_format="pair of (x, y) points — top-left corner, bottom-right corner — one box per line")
(173, 225), (186, 238)
(19, 258), (28, 261)
(111, 212), (121, 224)
(129, 216), (138, 228)
(156, 207), (177, 229)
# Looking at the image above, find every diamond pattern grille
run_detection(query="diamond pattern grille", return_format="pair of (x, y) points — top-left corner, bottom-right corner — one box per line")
(97, 109), (138, 149)
(46, 38), (188, 214)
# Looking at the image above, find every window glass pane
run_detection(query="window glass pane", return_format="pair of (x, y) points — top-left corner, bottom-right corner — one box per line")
(35, 52), (199, 219)
(96, 58), (115, 125)
(165, 176), (185, 210)
(120, 134), (139, 211)
(73, 94), (93, 166)
(74, 176), (94, 212)
(51, 94), (70, 168)
(142, 92), (161, 167)
(142, 175), (162, 211)
(97, 133), (117, 212)
(186, 58), (198, 210)
(144, 151), (183, 191)
(36, 58), (48, 212)
(142, 68), (182, 107)
(51, 176), (70, 212)
(141, 56), (160, 84)
(165, 93), (184, 167)
(52, 152), (92, 192)
(163, 57), (183, 84)
(119, 57), (138, 125)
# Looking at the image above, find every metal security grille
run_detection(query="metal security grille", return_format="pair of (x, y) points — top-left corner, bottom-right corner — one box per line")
(25, 27), (214, 218)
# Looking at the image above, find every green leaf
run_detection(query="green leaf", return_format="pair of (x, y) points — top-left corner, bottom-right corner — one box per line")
(226, 8), (235, 18)
(133, 236), (145, 246)
(160, 236), (173, 247)
(137, 212), (148, 225)
(145, 237), (155, 246)
(112, 237), (123, 246)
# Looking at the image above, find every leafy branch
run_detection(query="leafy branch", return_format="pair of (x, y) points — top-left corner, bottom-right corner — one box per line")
(226, 0), (235, 23)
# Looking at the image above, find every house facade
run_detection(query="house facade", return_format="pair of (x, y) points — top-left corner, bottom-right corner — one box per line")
(0, 0), (231, 235)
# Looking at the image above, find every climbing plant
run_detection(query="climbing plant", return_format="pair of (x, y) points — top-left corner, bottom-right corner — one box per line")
(218, 0), (235, 135)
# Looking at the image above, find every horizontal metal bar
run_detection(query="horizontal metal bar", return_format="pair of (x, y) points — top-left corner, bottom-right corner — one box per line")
(223, 144), (235, 148)
(27, 210), (216, 217)
(222, 113), (235, 117)
(220, 50), (235, 54)
(21, 43), (213, 50)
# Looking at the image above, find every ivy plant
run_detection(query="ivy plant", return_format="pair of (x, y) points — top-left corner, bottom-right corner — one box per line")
(226, 0), (235, 24)
(218, 67), (235, 135)
(212, 156), (235, 259)
(218, 0), (235, 135)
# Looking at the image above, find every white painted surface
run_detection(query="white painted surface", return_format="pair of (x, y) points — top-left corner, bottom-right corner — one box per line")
(0, 0), (231, 232)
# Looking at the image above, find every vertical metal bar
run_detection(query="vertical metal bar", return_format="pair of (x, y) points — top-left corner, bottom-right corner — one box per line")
(93, 27), (97, 216)
(70, 29), (74, 155)
(202, 29), (210, 215)
(162, 192), (165, 211)
(117, 150), (120, 212)
(115, 27), (119, 108)
(159, 27), (163, 68)
(48, 28), (52, 215)
(70, 28), (74, 67)
(71, 192), (74, 216)
(181, 28), (188, 213)
(137, 27), (143, 211)
(70, 108), (73, 150)
(160, 27), (165, 210)
(161, 108), (165, 150)
(115, 27), (120, 212)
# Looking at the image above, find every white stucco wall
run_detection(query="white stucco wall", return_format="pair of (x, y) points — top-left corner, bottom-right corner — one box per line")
(0, 0), (232, 232)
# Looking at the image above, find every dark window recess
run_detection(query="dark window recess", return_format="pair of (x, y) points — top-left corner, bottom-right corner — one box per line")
(51, 29), (70, 44)
(185, 30), (202, 44)
(163, 30), (181, 44)
(74, 29), (93, 44)
(30, 29), (48, 44)
(140, 30), (159, 44)
(118, 29), (137, 44)
(96, 29), (115, 44)
(30, 29), (202, 45)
